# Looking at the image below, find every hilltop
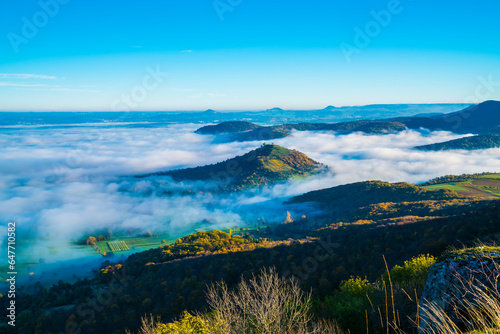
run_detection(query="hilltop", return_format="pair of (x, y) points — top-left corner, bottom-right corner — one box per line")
(142, 144), (323, 191)
(415, 134), (500, 151)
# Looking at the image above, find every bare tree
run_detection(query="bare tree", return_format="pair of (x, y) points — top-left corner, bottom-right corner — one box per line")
(206, 267), (331, 334)
(133, 267), (342, 334)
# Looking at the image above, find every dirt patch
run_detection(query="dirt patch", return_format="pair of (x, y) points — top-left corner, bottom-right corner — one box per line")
(461, 183), (500, 198)
(471, 180), (500, 188)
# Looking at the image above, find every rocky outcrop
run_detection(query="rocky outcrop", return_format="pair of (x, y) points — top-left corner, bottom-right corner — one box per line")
(419, 247), (500, 333)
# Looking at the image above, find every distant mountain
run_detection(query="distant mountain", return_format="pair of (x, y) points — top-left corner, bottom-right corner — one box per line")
(321, 105), (338, 111)
(230, 120), (407, 142)
(142, 145), (323, 191)
(398, 100), (500, 134)
(415, 135), (500, 151)
(195, 121), (261, 134)
(266, 107), (284, 113)
(288, 180), (460, 218)
(194, 101), (499, 142)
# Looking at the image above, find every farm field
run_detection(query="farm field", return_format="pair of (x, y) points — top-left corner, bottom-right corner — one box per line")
(93, 234), (176, 255)
(423, 173), (500, 198)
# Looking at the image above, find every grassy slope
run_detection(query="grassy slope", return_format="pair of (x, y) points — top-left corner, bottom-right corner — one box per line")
(423, 173), (500, 198)
(289, 180), (460, 219)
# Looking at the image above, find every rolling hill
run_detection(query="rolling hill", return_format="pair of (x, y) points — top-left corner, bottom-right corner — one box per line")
(394, 100), (500, 134)
(415, 134), (500, 151)
(288, 180), (461, 218)
(195, 121), (261, 134)
(139, 144), (324, 191)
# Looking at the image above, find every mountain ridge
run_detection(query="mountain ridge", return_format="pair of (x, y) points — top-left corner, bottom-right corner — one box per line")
(194, 101), (500, 142)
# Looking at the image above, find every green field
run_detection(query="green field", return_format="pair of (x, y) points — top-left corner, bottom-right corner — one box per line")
(423, 173), (500, 198)
(92, 234), (176, 254)
(107, 241), (130, 252)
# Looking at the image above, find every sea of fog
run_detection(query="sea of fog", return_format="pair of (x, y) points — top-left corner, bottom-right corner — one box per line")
(2, 114), (500, 287)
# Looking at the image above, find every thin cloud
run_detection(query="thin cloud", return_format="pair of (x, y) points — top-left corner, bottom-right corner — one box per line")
(181, 50), (193, 53)
(0, 82), (55, 87)
(49, 88), (100, 93)
(0, 83), (99, 92)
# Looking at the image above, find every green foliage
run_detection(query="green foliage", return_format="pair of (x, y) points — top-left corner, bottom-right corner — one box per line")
(340, 276), (375, 299)
(156, 312), (223, 334)
(315, 277), (373, 333)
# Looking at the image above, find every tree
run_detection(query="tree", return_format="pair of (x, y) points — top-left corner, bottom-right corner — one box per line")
(206, 267), (313, 333)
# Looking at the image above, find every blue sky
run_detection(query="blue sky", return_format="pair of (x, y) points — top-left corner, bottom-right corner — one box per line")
(0, 0), (499, 111)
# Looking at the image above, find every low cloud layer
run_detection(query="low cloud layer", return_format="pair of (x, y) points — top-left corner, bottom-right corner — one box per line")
(1, 123), (500, 265)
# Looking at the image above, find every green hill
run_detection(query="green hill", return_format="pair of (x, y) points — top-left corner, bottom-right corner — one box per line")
(231, 120), (407, 142)
(422, 172), (500, 198)
(144, 145), (323, 191)
(288, 180), (460, 217)
(195, 121), (261, 134)
(415, 135), (500, 151)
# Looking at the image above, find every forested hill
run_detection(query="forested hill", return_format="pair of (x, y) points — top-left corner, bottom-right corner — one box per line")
(288, 180), (460, 217)
(415, 135), (500, 151)
(139, 144), (323, 191)
(195, 120), (407, 142)
(195, 121), (261, 134)
(388, 100), (500, 134)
